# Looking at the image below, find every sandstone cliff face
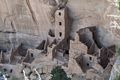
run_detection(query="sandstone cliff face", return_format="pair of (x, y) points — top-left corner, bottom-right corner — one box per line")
(0, 0), (53, 34)
(0, 0), (120, 50)
(0, 0), (54, 50)
(67, 0), (120, 48)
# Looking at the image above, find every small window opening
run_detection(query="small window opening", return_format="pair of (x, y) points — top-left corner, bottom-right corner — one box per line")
(10, 69), (13, 73)
(65, 50), (69, 54)
(89, 57), (92, 60)
(31, 53), (33, 57)
(59, 32), (62, 37)
(24, 65), (27, 68)
(87, 63), (89, 67)
(59, 22), (62, 26)
(3, 68), (7, 72)
(63, 50), (69, 57)
(59, 12), (61, 16)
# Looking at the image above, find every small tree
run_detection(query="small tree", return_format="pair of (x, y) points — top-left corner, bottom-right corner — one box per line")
(116, 46), (120, 56)
(51, 66), (71, 80)
(116, 75), (120, 80)
(118, 0), (120, 10)
(115, 46), (120, 80)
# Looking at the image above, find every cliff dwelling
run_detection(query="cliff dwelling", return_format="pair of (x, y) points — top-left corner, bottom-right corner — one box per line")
(0, 0), (119, 80)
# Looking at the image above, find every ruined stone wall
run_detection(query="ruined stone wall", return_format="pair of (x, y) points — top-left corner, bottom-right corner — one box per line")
(68, 33), (87, 75)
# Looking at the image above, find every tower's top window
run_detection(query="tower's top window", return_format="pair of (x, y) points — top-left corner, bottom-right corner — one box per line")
(59, 12), (61, 16)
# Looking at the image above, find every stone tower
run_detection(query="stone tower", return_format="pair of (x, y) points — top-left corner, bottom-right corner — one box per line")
(55, 7), (69, 40)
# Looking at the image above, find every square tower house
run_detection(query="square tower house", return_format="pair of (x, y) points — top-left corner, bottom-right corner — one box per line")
(55, 7), (69, 39)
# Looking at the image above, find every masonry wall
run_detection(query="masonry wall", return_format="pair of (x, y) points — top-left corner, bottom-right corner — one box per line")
(55, 7), (69, 39)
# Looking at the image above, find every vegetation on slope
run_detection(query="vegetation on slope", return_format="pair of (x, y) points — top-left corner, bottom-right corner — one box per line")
(115, 46), (120, 80)
(118, 0), (120, 10)
(115, 75), (120, 80)
(51, 66), (71, 80)
(116, 46), (120, 56)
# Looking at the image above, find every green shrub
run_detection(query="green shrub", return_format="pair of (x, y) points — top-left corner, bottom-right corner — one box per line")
(116, 45), (120, 56)
(51, 66), (71, 80)
(118, 0), (120, 10)
(115, 74), (120, 80)
(115, 46), (120, 80)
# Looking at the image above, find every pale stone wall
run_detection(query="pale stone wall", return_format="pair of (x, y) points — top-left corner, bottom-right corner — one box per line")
(55, 8), (66, 39)
(68, 33), (87, 75)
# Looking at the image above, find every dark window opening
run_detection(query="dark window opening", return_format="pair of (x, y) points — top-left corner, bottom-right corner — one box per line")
(59, 32), (62, 37)
(63, 50), (69, 57)
(87, 63), (89, 67)
(89, 57), (92, 60)
(31, 53), (33, 57)
(59, 22), (62, 26)
(3, 68), (7, 72)
(10, 69), (13, 73)
(59, 12), (61, 16)
(24, 65), (27, 68)
(65, 50), (69, 54)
